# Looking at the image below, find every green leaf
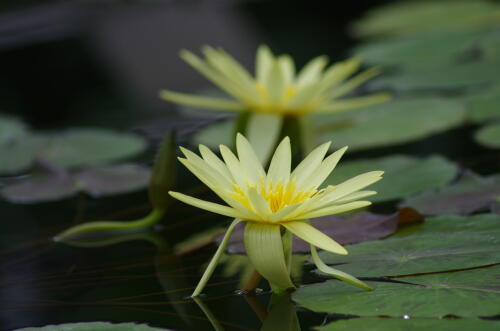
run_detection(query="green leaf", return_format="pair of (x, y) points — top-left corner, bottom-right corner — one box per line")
(41, 128), (147, 168)
(0, 114), (27, 144)
(463, 84), (500, 123)
(475, 123), (500, 148)
(402, 172), (500, 215)
(393, 214), (500, 238)
(352, 0), (500, 38)
(195, 98), (466, 152)
(317, 317), (500, 331)
(325, 155), (458, 202)
(75, 164), (151, 197)
(353, 29), (488, 67)
(371, 60), (500, 91)
(294, 265), (500, 317)
(317, 231), (500, 278)
(0, 135), (48, 174)
(1, 164), (150, 204)
(14, 321), (169, 331)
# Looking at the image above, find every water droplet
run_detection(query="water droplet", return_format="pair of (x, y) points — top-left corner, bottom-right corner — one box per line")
(403, 315), (410, 320)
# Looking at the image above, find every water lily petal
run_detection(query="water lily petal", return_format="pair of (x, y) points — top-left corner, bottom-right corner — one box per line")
(301, 200), (372, 219)
(202, 46), (259, 99)
(316, 57), (361, 93)
(256, 45), (274, 84)
(246, 113), (283, 165)
(169, 191), (243, 218)
(265, 60), (287, 104)
(310, 245), (373, 291)
(159, 90), (244, 111)
(180, 148), (234, 190)
(303, 146), (348, 190)
(236, 133), (265, 183)
(334, 190), (377, 204)
(292, 141), (331, 189)
(244, 222), (295, 290)
(267, 137), (291, 185)
(278, 55), (295, 86)
(316, 92), (391, 113)
(295, 55), (329, 88)
(180, 50), (250, 102)
(328, 67), (383, 99)
(199, 144), (234, 182)
(315, 171), (383, 207)
(247, 187), (272, 217)
(282, 221), (347, 255)
(219, 145), (247, 189)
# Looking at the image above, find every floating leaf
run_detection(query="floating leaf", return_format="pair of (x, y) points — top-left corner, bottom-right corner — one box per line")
(195, 99), (466, 152)
(0, 114), (27, 144)
(475, 123), (500, 148)
(75, 164), (150, 198)
(317, 231), (500, 278)
(352, 0), (500, 38)
(1, 164), (150, 203)
(317, 317), (500, 331)
(325, 155), (458, 202)
(0, 136), (47, 174)
(1, 173), (79, 203)
(41, 128), (147, 168)
(463, 84), (500, 123)
(402, 172), (500, 215)
(372, 60), (500, 91)
(353, 29), (487, 67)
(394, 214), (500, 238)
(294, 265), (500, 317)
(15, 321), (169, 331)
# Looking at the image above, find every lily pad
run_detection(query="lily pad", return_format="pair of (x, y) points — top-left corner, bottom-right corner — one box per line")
(402, 172), (500, 215)
(294, 265), (500, 317)
(0, 114), (27, 144)
(15, 322), (168, 331)
(317, 317), (500, 331)
(394, 214), (500, 238)
(1, 164), (150, 203)
(352, 0), (500, 38)
(195, 99), (466, 152)
(325, 155), (458, 202)
(372, 60), (500, 91)
(475, 123), (500, 148)
(41, 128), (147, 168)
(463, 84), (500, 123)
(353, 29), (487, 67)
(317, 231), (500, 278)
(0, 136), (48, 174)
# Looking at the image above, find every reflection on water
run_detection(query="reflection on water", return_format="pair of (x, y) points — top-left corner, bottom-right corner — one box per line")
(0, 194), (326, 330)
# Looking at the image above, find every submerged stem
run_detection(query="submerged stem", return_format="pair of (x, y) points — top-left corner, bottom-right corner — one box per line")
(192, 218), (243, 297)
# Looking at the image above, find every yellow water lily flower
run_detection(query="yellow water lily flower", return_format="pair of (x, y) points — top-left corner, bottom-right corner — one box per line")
(169, 134), (383, 296)
(160, 45), (389, 115)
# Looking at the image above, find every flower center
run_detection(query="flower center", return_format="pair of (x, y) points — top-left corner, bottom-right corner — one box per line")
(230, 179), (316, 213)
(254, 83), (299, 114)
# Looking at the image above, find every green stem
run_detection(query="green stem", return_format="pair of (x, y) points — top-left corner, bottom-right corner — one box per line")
(54, 208), (165, 241)
(192, 218), (243, 297)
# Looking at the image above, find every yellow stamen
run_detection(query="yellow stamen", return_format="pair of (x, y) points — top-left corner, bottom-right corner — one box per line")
(230, 179), (316, 214)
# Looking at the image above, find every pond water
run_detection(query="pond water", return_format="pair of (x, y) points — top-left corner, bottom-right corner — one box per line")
(2, 1), (500, 330)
